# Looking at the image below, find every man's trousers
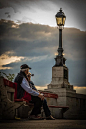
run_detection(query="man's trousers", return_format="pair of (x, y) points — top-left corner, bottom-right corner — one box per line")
(30, 96), (51, 117)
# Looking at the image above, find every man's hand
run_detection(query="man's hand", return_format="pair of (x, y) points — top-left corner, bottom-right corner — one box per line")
(38, 94), (44, 101)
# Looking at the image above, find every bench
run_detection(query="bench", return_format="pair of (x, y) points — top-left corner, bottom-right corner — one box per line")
(0, 77), (31, 119)
(0, 77), (69, 119)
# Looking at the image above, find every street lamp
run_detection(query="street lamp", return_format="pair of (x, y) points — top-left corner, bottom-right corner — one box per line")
(55, 8), (66, 28)
(54, 8), (66, 66)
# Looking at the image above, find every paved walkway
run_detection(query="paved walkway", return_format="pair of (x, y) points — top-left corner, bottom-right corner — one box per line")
(0, 119), (86, 129)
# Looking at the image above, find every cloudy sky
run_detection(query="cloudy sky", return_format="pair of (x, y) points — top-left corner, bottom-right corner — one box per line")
(0, 0), (86, 94)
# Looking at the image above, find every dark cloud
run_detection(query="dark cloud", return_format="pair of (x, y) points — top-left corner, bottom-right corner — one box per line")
(50, 0), (86, 31)
(0, 19), (86, 86)
(1, 0), (85, 10)
(5, 12), (9, 14)
(0, 0), (86, 31)
(0, 0), (52, 13)
(0, 19), (85, 59)
(7, 15), (11, 18)
(52, 0), (86, 10)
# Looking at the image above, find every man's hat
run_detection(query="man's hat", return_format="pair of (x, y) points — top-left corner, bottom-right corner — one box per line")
(20, 64), (31, 70)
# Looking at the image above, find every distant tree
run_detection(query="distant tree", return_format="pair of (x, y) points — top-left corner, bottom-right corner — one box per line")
(0, 71), (3, 77)
(0, 72), (15, 82)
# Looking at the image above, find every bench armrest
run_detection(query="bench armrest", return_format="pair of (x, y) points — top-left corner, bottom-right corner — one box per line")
(14, 99), (24, 102)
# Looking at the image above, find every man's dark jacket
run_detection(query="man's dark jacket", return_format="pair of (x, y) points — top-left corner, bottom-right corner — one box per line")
(14, 71), (28, 99)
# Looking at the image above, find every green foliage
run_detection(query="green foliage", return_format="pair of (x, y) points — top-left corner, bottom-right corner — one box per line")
(0, 72), (15, 82)
(0, 72), (3, 77)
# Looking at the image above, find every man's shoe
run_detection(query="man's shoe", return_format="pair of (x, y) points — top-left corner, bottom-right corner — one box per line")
(46, 115), (55, 120)
(35, 115), (44, 120)
(15, 116), (21, 120)
(29, 115), (44, 120)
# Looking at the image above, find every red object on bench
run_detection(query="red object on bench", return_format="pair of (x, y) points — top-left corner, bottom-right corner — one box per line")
(3, 78), (31, 102)
(48, 105), (69, 113)
(40, 91), (58, 99)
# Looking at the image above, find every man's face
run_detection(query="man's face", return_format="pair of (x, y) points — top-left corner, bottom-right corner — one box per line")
(26, 68), (29, 75)
(28, 76), (31, 81)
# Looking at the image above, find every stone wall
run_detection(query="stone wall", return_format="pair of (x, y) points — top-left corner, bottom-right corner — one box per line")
(45, 87), (86, 119)
(64, 92), (86, 119)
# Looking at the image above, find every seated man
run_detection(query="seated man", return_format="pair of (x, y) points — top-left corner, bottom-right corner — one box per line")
(14, 64), (55, 120)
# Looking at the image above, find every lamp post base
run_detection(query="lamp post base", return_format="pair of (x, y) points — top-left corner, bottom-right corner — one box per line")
(54, 55), (66, 66)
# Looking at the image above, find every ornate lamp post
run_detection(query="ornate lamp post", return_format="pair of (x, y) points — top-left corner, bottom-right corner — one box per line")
(54, 8), (66, 66)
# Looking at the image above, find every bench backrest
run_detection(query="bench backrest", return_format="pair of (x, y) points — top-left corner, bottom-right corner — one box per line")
(3, 78), (18, 100)
(3, 78), (31, 102)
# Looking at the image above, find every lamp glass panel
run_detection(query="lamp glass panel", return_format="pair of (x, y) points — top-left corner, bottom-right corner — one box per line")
(56, 17), (62, 25)
(63, 18), (66, 25)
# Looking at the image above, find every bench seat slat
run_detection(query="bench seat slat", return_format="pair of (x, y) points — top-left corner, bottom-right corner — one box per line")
(48, 105), (69, 108)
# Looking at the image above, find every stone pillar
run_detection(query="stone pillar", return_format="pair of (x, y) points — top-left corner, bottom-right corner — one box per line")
(48, 66), (71, 89)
